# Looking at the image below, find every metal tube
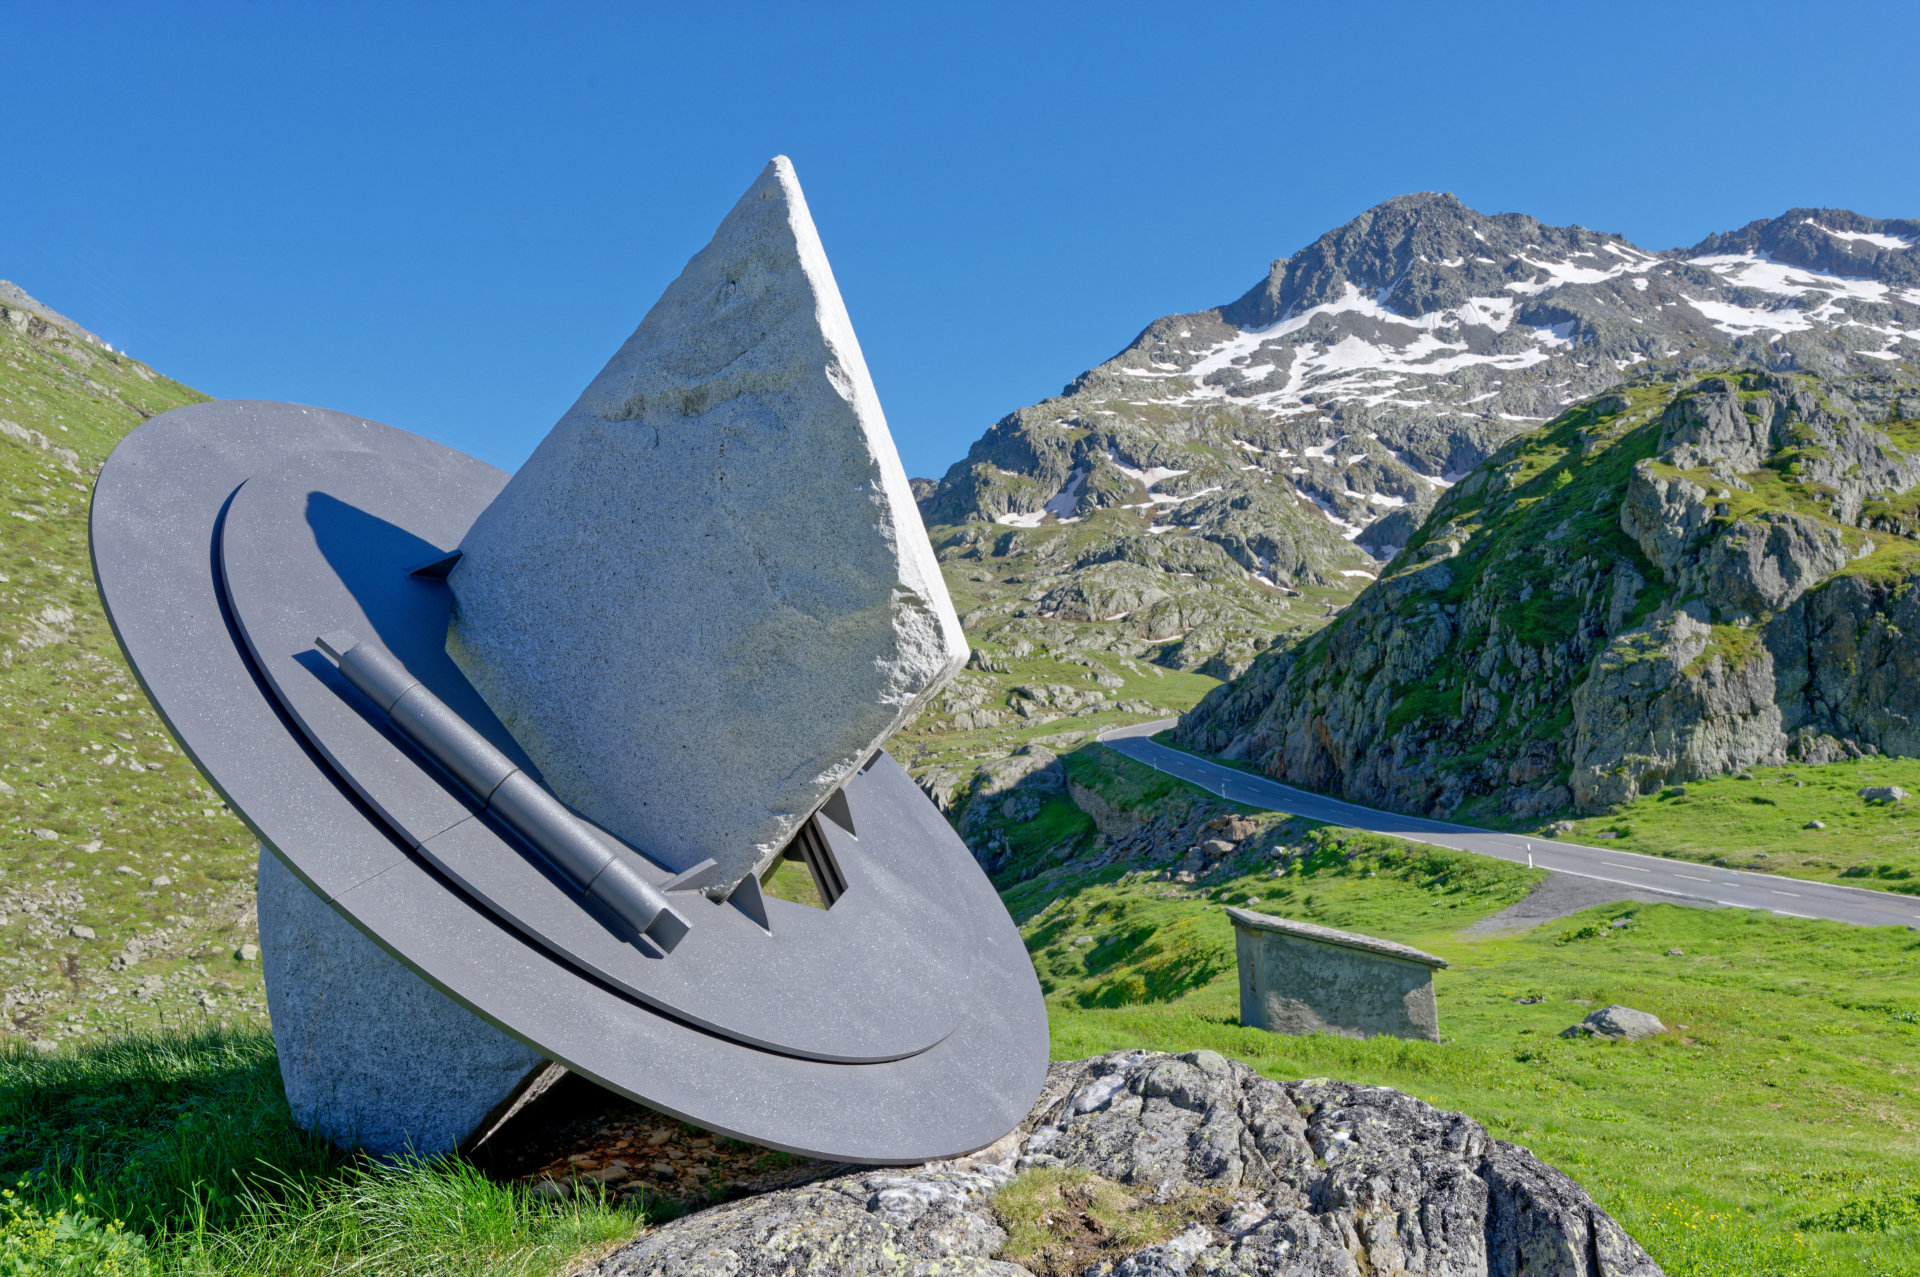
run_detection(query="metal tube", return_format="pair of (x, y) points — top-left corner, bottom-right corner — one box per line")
(316, 631), (689, 951)
(486, 771), (615, 885)
(389, 686), (517, 800)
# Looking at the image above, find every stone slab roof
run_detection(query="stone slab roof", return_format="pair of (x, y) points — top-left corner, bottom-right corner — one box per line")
(1224, 907), (1448, 969)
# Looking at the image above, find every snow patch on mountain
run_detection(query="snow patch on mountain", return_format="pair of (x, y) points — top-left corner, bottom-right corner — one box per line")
(1803, 219), (1914, 251)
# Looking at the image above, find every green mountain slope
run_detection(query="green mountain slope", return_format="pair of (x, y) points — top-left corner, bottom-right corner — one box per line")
(0, 286), (265, 1047)
(1180, 362), (1920, 834)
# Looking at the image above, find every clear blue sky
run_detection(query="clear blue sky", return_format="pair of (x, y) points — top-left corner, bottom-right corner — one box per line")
(6, 2), (1917, 479)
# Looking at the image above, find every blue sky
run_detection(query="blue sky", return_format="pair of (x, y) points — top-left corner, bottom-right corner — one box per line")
(6, 2), (1917, 479)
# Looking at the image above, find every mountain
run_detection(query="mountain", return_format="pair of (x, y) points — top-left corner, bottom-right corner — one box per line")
(917, 197), (1920, 677)
(1177, 362), (1920, 823)
(0, 280), (115, 351)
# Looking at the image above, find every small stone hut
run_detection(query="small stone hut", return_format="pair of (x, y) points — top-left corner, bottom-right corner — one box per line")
(1225, 907), (1447, 1043)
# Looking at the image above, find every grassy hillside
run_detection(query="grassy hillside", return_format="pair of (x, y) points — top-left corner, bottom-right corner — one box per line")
(1019, 748), (1920, 1277)
(0, 310), (265, 1048)
(1555, 754), (1920, 890)
(1181, 367), (1920, 831)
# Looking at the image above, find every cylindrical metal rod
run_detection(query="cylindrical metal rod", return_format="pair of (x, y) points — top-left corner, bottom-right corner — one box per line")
(315, 631), (690, 952)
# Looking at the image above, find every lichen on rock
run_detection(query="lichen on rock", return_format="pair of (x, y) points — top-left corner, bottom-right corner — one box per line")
(579, 1050), (1663, 1276)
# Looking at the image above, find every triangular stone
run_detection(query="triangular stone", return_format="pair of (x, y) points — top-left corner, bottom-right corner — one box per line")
(446, 157), (966, 896)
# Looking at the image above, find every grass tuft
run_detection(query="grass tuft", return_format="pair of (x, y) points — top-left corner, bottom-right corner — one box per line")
(163, 1158), (640, 1277)
(0, 1027), (648, 1275)
(993, 1166), (1211, 1277)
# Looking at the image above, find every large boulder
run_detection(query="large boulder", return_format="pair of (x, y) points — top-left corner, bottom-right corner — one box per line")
(446, 157), (966, 894)
(1657, 377), (1772, 472)
(580, 1050), (1663, 1276)
(1619, 461), (1714, 577)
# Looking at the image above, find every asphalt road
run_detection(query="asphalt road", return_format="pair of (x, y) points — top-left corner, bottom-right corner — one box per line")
(1098, 719), (1920, 931)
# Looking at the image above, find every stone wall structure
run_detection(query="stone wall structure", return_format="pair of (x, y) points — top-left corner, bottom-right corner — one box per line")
(1226, 907), (1446, 1042)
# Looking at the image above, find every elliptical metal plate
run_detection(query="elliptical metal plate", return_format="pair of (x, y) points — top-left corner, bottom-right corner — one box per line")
(217, 447), (961, 1063)
(91, 400), (1048, 1162)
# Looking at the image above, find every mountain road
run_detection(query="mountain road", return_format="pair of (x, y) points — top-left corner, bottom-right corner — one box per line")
(1098, 720), (1920, 932)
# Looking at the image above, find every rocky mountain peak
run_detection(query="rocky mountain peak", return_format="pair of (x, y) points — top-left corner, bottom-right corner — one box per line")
(1179, 364), (1920, 821)
(1221, 191), (1643, 329)
(0, 280), (113, 351)
(1686, 208), (1919, 286)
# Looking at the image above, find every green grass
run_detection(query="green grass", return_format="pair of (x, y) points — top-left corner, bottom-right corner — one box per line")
(0, 1027), (647, 1275)
(1553, 756), (1920, 889)
(9, 747), (1920, 1275)
(1031, 864), (1920, 1276)
(0, 1027), (329, 1234)
(159, 1158), (641, 1277)
(0, 320), (265, 1048)
(759, 859), (825, 910)
(1017, 744), (1920, 1276)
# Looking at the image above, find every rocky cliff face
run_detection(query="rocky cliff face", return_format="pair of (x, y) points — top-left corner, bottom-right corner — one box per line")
(1178, 366), (1920, 818)
(919, 200), (1918, 675)
(582, 1049), (1661, 1276)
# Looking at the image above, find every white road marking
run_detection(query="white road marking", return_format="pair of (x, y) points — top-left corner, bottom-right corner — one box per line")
(1771, 890), (1800, 897)
(1674, 874), (1712, 882)
(1602, 862), (1646, 871)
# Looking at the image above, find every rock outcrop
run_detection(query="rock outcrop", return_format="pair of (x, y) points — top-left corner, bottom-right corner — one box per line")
(579, 1049), (1662, 1276)
(448, 157), (966, 893)
(1180, 367), (1920, 816)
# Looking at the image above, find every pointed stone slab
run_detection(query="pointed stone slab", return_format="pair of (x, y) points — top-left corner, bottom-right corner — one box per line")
(447, 157), (966, 894)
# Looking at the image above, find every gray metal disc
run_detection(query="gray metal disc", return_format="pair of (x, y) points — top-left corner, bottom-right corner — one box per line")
(91, 399), (1049, 1163)
(216, 446), (962, 1063)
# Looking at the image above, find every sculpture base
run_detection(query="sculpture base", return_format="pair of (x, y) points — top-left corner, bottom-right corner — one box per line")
(257, 848), (552, 1157)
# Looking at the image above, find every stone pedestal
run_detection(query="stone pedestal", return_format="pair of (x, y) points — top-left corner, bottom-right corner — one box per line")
(257, 848), (552, 1156)
(1225, 907), (1446, 1043)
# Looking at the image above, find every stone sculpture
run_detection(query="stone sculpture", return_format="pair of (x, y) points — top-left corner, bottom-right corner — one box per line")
(448, 157), (967, 895)
(91, 158), (1044, 1162)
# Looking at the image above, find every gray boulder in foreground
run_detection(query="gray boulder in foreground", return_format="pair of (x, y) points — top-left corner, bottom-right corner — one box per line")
(1562, 1005), (1667, 1041)
(448, 156), (966, 894)
(578, 1049), (1662, 1276)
